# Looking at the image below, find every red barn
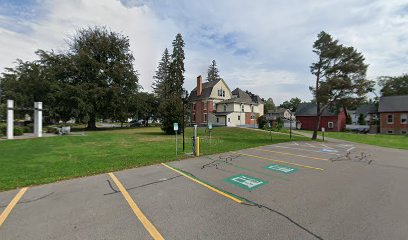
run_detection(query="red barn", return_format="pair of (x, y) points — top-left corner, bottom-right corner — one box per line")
(295, 103), (347, 132)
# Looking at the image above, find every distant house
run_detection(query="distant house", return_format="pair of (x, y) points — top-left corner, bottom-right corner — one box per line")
(295, 103), (347, 132)
(265, 108), (294, 121)
(378, 95), (408, 134)
(349, 104), (378, 125)
(189, 75), (264, 127)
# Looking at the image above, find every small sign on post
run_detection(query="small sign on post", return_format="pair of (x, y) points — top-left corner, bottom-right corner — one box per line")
(174, 123), (179, 158)
(208, 122), (213, 153)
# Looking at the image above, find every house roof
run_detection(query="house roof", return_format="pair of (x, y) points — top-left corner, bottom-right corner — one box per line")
(189, 79), (222, 101)
(355, 104), (378, 116)
(295, 103), (340, 116)
(267, 108), (288, 114)
(218, 88), (262, 105)
(378, 95), (408, 112)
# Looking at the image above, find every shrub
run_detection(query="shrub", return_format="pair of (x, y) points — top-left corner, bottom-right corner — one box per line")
(257, 115), (267, 129)
(14, 126), (24, 136)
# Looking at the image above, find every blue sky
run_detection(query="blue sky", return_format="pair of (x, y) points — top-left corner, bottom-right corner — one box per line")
(1, 0), (408, 104)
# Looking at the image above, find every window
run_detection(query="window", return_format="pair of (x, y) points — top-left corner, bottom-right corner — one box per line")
(203, 102), (207, 110)
(241, 104), (244, 112)
(328, 122), (334, 129)
(238, 115), (241, 121)
(192, 113), (196, 122)
(387, 114), (394, 124)
(401, 114), (407, 124)
(216, 117), (219, 123)
(228, 118), (230, 123)
(192, 104), (196, 111)
(223, 104), (227, 112)
(387, 130), (394, 134)
(250, 115), (255, 120)
(251, 105), (254, 112)
(402, 130), (407, 134)
(204, 113), (207, 122)
(218, 89), (225, 97)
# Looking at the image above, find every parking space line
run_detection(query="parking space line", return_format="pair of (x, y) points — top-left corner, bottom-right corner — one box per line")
(161, 163), (244, 204)
(253, 148), (329, 161)
(274, 145), (341, 155)
(108, 173), (164, 240)
(232, 152), (324, 171)
(0, 187), (28, 228)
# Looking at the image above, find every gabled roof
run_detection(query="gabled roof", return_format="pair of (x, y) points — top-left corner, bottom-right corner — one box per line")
(219, 88), (261, 105)
(189, 79), (222, 101)
(295, 103), (340, 116)
(378, 95), (408, 112)
(355, 104), (378, 116)
(267, 108), (288, 114)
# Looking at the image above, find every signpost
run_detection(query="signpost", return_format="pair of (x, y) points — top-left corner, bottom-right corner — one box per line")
(208, 122), (212, 153)
(224, 174), (268, 191)
(264, 164), (297, 174)
(268, 122), (272, 142)
(174, 123), (179, 158)
(321, 127), (325, 142)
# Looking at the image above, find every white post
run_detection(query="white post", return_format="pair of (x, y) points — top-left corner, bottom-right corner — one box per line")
(34, 102), (43, 137)
(34, 102), (38, 136)
(7, 100), (14, 139)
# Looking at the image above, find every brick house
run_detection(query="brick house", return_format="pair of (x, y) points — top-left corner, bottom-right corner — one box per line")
(378, 95), (408, 134)
(189, 75), (264, 127)
(295, 103), (347, 132)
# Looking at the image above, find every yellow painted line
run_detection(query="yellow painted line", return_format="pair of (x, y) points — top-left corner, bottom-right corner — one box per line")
(161, 163), (243, 204)
(232, 151), (324, 171)
(108, 173), (164, 240)
(0, 187), (28, 228)
(253, 148), (329, 161)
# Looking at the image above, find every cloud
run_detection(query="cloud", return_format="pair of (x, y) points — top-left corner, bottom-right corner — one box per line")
(1, 0), (408, 104)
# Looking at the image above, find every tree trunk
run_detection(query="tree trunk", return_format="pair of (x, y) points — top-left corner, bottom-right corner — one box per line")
(312, 106), (322, 140)
(312, 67), (321, 140)
(87, 114), (97, 130)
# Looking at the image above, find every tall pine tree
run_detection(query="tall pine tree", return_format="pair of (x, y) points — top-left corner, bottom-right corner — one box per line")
(310, 31), (373, 139)
(158, 33), (186, 134)
(152, 48), (171, 99)
(206, 60), (221, 82)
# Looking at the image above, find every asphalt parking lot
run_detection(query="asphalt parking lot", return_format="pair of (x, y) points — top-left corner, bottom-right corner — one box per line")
(1, 140), (408, 240)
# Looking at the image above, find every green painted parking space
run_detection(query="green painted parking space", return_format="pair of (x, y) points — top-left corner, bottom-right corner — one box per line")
(263, 164), (297, 174)
(224, 174), (268, 191)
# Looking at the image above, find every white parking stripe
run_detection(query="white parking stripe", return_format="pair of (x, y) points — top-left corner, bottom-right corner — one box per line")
(273, 145), (342, 155)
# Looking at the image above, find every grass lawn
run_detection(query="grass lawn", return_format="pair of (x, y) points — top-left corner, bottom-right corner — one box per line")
(0, 126), (307, 191)
(300, 130), (408, 150)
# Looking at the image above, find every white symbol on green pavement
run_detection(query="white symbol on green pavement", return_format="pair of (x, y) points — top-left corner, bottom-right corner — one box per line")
(224, 174), (267, 191)
(264, 164), (297, 174)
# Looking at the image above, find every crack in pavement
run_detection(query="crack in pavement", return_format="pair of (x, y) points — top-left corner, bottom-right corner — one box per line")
(104, 175), (182, 195)
(0, 192), (54, 208)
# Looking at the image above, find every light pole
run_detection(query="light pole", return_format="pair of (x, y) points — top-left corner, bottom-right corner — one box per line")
(181, 90), (188, 152)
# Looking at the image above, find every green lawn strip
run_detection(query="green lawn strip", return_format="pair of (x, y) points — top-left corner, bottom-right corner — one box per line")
(298, 130), (408, 150)
(0, 127), (308, 191)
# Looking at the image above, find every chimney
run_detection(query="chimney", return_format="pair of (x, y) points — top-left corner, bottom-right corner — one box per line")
(197, 75), (202, 96)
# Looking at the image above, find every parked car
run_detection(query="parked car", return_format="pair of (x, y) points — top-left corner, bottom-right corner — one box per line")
(129, 120), (145, 127)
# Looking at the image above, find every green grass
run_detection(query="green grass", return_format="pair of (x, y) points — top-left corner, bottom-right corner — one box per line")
(299, 130), (408, 150)
(0, 127), (307, 191)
